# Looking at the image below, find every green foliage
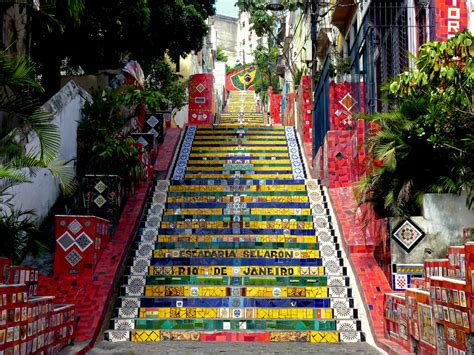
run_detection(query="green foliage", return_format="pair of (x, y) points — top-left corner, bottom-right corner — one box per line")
(253, 44), (280, 93)
(0, 50), (75, 206)
(292, 67), (307, 90)
(146, 59), (188, 110)
(122, 86), (168, 113)
(358, 31), (474, 217)
(32, 0), (215, 93)
(236, 0), (277, 37)
(0, 210), (42, 264)
(78, 88), (143, 188)
(78, 60), (187, 187)
(216, 47), (229, 62)
(79, 88), (128, 141)
(90, 136), (142, 189)
(123, 60), (188, 112)
(236, 0), (305, 37)
(226, 63), (246, 74)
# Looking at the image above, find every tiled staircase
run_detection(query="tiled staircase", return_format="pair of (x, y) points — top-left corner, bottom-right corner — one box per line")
(221, 91), (264, 125)
(105, 91), (365, 344)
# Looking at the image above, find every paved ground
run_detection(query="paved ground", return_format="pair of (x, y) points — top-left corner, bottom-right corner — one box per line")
(88, 341), (381, 354)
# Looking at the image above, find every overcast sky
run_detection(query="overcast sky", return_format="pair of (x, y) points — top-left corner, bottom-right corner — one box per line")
(216, 0), (239, 18)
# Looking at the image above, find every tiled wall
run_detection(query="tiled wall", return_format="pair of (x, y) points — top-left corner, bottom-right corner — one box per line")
(0, 262), (76, 354)
(324, 131), (353, 188)
(313, 82), (368, 188)
(189, 74), (214, 125)
(297, 75), (313, 143)
(435, 0), (469, 41)
(384, 242), (474, 354)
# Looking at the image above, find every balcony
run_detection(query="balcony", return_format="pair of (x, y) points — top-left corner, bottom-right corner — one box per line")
(331, 0), (357, 35)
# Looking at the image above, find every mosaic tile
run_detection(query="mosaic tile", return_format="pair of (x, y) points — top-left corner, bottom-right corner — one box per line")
(106, 97), (364, 344)
(131, 330), (160, 342)
(392, 219), (425, 253)
(310, 331), (339, 343)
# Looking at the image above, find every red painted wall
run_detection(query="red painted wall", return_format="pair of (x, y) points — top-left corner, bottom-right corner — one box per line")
(188, 73), (214, 125)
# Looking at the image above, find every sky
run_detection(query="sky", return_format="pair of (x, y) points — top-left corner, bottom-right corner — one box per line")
(216, 0), (239, 18)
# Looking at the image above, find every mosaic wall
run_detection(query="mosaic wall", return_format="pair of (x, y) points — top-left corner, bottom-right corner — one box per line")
(435, 0), (469, 41)
(188, 74), (214, 125)
(297, 75), (313, 143)
(268, 87), (282, 125)
(54, 215), (110, 278)
(384, 242), (474, 354)
(323, 131), (353, 188)
(0, 261), (76, 353)
(80, 175), (123, 223)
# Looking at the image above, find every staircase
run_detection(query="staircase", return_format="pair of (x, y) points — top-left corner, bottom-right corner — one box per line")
(105, 91), (365, 344)
(221, 91), (265, 125)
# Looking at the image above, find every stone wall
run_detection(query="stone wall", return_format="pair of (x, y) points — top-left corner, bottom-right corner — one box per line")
(7, 81), (92, 224)
(390, 192), (474, 265)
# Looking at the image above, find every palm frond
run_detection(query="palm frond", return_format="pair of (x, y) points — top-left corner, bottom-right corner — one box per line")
(23, 109), (61, 162)
(45, 158), (76, 196)
(0, 165), (30, 194)
(0, 52), (43, 92)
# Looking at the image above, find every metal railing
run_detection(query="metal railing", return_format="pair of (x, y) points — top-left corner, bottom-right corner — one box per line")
(311, 0), (435, 156)
(313, 55), (331, 157)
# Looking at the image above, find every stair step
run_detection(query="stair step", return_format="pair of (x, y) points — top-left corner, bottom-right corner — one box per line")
(117, 296), (354, 309)
(105, 329), (365, 343)
(148, 242), (325, 250)
(115, 307), (358, 321)
(124, 275), (351, 287)
(105, 111), (365, 344)
(112, 318), (362, 332)
(137, 234), (326, 244)
(121, 283), (351, 297)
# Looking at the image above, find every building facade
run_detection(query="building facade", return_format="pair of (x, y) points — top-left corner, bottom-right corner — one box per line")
(210, 15), (240, 66)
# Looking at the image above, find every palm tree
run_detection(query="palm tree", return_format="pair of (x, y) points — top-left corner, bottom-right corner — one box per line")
(0, 50), (75, 213)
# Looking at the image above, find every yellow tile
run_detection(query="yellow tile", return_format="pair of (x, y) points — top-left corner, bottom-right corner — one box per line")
(145, 286), (164, 297)
(196, 308), (206, 318)
(310, 331), (339, 343)
(132, 330), (161, 342)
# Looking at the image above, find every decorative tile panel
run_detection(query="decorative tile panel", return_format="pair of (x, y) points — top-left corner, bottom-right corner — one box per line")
(392, 219), (425, 253)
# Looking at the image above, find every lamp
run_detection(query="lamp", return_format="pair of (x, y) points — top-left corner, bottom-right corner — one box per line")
(266, 0), (284, 11)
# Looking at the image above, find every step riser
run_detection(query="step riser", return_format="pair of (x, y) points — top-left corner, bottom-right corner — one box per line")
(123, 275), (351, 287)
(120, 285), (353, 298)
(112, 318), (362, 332)
(115, 307), (359, 321)
(117, 296), (355, 309)
(105, 330), (365, 343)
(127, 265), (348, 278)
(116, 297), (355, 311)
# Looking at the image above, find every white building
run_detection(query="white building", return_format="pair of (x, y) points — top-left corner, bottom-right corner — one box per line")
(210, 15), (239, 66)
(236, 12), (267, 65)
